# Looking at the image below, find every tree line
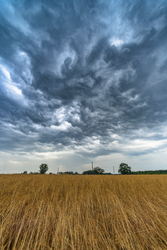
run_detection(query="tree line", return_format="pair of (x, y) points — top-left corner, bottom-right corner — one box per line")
(118, 163), (167, 175)
(22, 164), (111, 175)
(22, 163), (167, 175)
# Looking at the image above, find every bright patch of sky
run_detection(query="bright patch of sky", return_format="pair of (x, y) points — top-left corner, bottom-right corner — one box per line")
(0, 64), (28, 106)
(110, 38), (124, 47)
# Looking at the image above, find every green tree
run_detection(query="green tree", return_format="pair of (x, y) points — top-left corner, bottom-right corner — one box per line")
(23, 171), (27, 174)
(82, 167), (105, 175)
(118, 163), (131, 174)
(82, 170), (93, 175)
(39, 163), (48, 174)
(93, 167), (105, 175)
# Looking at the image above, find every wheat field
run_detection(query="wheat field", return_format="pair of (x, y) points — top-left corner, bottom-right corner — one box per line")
(1, 174), (167, 250)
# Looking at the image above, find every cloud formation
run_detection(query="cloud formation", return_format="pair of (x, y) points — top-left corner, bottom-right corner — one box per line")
(1, 0), (167, 172)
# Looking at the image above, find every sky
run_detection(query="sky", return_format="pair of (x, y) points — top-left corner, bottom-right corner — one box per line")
(0, 0), (167, 174)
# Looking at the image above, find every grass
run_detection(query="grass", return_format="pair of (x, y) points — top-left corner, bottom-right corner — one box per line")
(1, 174), (167, 249)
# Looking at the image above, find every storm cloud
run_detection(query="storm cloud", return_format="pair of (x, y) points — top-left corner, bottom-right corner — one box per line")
(1, 0), (167, 172)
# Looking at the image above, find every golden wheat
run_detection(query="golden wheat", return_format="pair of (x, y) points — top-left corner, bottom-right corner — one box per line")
(1, 174), (167, 249)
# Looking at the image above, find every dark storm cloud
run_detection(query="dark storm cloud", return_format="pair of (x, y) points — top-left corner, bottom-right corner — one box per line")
(1, 0), (167, 156)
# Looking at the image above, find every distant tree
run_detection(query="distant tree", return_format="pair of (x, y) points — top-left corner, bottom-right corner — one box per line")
(131, 169), (167, 175)
(82, 170), (93, 175)
(93, 167), (105, 175)
(118, 163), (131, 174)
(64, 171), (74, 175)
(23, 171), (27, 174)
(39, 163), (48, 174)
(58, 171), (78, 175)
(82, 167), (105, 175)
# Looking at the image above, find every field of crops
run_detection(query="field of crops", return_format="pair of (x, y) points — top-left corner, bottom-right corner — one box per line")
(1, 174), (167, 250)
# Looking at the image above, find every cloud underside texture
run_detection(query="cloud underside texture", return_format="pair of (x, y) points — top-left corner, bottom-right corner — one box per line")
(0, 0), (167, 157)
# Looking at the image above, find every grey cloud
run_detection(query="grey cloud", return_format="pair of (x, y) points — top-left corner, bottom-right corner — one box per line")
(1, 0), (167, 159)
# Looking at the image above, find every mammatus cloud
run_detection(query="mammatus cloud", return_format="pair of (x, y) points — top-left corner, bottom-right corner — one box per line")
(1, 0), (167, 172)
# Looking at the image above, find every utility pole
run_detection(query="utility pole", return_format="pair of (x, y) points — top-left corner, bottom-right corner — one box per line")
(91, 162), (93, 171)
(113, 166), (115, 175)
(91, 162), (94, 175)
(57, 167), (59, 175)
